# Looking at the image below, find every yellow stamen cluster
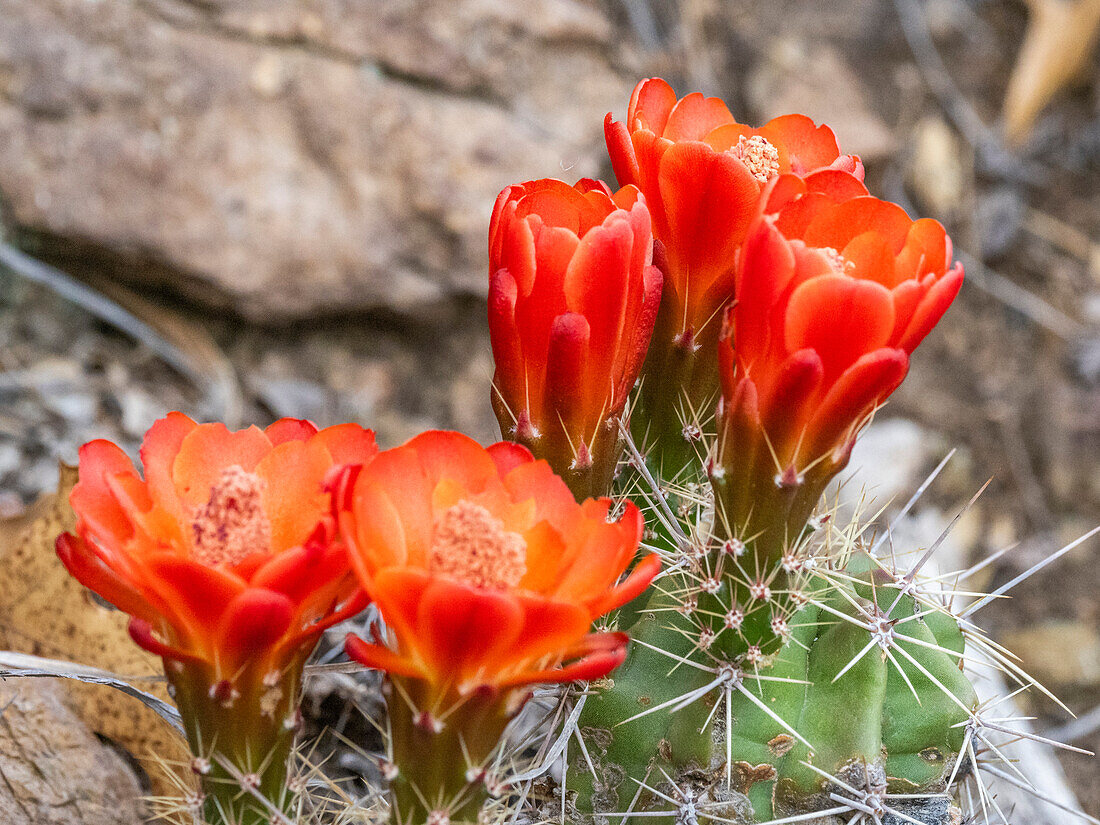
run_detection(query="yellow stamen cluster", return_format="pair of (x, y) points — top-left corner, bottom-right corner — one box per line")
(820, 246), (855, 275)
(730, 134), (780, 183)
(191, 465), (271, 567)
(430, 500), (527, 590)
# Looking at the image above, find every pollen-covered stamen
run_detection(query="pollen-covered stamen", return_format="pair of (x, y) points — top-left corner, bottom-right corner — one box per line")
(429, 501), (527, 590)
(820, 246), (855, 275)
(729, 135), (780, 183)
(191, 465), (271, 567)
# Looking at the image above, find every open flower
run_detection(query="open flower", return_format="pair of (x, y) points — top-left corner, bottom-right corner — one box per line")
(604, 77), (863, 469)
(489, 177), (662, 499)
(57, 413), (378, 825)
(340, 429), (656, 694)
(58, 413), (377, 674)
(337, 430), (658, 824)
(713, 187), (963, 549)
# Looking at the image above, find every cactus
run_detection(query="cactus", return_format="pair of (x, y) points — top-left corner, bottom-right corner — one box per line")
(570, 444), (982, 825)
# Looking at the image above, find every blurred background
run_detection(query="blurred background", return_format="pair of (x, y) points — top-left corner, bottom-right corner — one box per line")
(0, 0), (1098, 814)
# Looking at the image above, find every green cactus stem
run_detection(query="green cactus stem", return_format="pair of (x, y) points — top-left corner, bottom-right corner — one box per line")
(728, 557), (978, 823)
(571, 587), (715, 818)
(574, 549), (979, 825)
(168, 654), (306, 825)
(630, 349), (719, 486)
(384, 676), (517, 825)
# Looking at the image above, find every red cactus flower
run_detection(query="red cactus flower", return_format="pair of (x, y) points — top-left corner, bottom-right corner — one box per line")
(713, 184), (963, 549)
(488, 177), (662, 499)
(604, 77), (864, 469)
(56, 413), (378, 825)
(337, 430), (658, 823)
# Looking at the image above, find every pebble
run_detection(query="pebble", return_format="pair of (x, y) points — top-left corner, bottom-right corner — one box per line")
(974, 186), (1027, 258)
(117, 388), (169, 439)
(837, 418), (944, 506)
(1073, 337), (1100, 385)
(907, 116), (966, 220)
(0, 440), (22, 478)
(251, 376), (330, 423)
(41, 390), (98, 426)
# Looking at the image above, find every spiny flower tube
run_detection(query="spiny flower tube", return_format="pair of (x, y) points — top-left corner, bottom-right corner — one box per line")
(712, 180), (964, 561)
(604, 76), (864, 473)
(488, 177), (662, 500)
(336, 431), (659, 825)
(56, 413), (378, 825)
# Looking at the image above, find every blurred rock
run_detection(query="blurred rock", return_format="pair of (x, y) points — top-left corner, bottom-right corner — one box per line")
(0, 680), (145, 824)
(41, 390), (98, 427)
(746, 40), (896, 162)
(1077, 293), (1100, 384)
(114, 387), (170, 439)
(1003, 620), (1100, 688)
(727, 0), (886, 44)
(829, 418), (981, 564)
(449, 349), (497, 445)
(250, 375), (329, 422)
(843, 419), (938, 499)
(974, 186), (1027, 258)
(907, 116), (967, 221)
(0, 0), (635, 321)
(0, 440), (21, 478)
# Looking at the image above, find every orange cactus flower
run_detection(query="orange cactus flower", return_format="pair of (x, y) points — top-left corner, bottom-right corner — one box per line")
(488, 177), (662, 500)
(337, 430), (658, 824)
(604, 77), (864, 470)
(56, 413), (378, 825)
(712, 184), (964, 552)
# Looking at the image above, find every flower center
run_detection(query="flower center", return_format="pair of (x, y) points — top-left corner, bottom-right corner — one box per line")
(429, 501), (527, 590)
(729, 135), (779, 183)
(191, 465), (271, 567)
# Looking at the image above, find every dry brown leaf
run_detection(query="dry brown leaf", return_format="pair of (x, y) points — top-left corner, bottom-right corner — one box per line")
(0, 465), (195, 799)
(1003, 0), (1100, 145)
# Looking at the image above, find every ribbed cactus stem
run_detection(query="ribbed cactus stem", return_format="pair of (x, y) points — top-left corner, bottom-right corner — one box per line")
(384, 676), (516, 825)
(631, 326), (720, 482)
(569, 454), (716, 818)
(167, 655), (305, 825)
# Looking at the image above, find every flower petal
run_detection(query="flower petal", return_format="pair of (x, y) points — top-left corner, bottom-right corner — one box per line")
(498, 632), (629, 688)
(345, 633), (425, 679)
(784, 274), (895, 382)
(172, 423), (272, 507)
(56, 533), (156, 622)
(139, 412), (197, 523)
(254, 439), (332, 553)
(142, 554), (248, 642)
(415, 577), (524, 688)
(264, 419), (318, 445)
(805, 348), (910, 461)
(70, 440), (141, 547)
(216, 589), (295, 667)
(628, 77), (679, 135)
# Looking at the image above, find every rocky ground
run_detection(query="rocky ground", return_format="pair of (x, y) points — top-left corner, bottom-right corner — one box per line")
(1, 0), (1098, 818)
